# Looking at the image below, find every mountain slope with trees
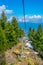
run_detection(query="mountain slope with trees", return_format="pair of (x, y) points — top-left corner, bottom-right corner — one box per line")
(0, 11), (24, 65)
(28, 25), (43, 59)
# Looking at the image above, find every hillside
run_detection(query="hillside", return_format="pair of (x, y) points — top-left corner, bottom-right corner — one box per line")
(5, 42), (43, 65)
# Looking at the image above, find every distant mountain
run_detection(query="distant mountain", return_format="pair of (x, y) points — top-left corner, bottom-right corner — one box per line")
(18, 22), (43, 34)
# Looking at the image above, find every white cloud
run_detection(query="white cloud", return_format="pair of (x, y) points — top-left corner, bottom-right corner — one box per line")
(0, 5), (13, 14)
(0, 5), (6, 11)
(18, 15), (43, 23)
(29, 15), (42, 19)
(5, 10), (13, 14)
(7, 15), (43, 23)
(8, 16), (13, 21)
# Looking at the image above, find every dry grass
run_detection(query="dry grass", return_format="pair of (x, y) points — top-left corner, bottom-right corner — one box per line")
(5, 42), (43, 65)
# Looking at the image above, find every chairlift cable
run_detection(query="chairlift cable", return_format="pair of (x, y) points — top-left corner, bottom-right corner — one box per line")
(22, 0), (26, 34)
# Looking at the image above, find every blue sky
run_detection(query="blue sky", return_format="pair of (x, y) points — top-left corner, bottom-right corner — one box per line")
(0, 0), (43, 33)
(0, 0), (43, 16)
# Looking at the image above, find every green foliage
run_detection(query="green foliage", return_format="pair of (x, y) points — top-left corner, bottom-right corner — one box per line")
(10, 64), (13, 65)
(28, 25), (43, 58)
(34, 62), (38, 65)
(0, 51), (6, 65)
(28, 63), (31, 65)
(0, 11), (7, 29)
(0, 12), (24, 65)
(0, 12), (24, 51)
(0, 26), (7, 51)
(1, 60), (6, 65)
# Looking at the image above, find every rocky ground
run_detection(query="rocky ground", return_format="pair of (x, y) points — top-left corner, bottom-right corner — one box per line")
(5, 42), (43, 65)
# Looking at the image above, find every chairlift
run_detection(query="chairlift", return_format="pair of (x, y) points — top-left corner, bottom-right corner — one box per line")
(21, 0), (29, 57)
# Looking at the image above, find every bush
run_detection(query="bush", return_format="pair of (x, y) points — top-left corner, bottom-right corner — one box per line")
(1, 60), (6, 65)
(28, 63), (31, 65)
